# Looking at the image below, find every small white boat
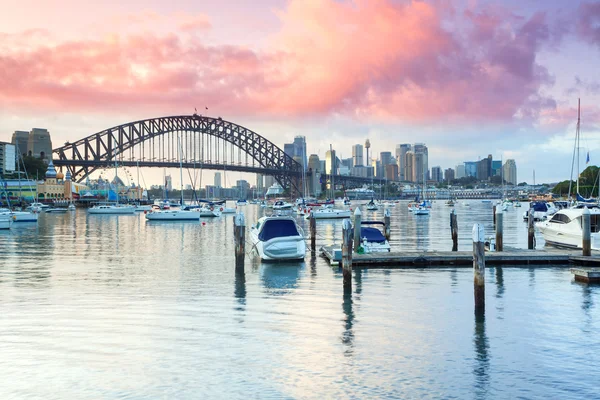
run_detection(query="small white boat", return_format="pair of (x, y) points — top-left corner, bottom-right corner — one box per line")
(220, 206), (236, 214)
(413, 206), (430, 215)
(273, 200), (293, 210)
(0, 214), (14, 229)
(537, 207), (600, 249)
(0, 208), (39, 222)
(145, 209), (200, 220)
(88, 203), (136, 215)
(306, 208), (352, 219)
(134, 204), (153, 212)
(358, 223), (390, 253)
(45, 207), (69, 213)
(68, 203), (76, 211)
(199, 205), (221, 217)
(445, 199), (455, 206)
(236, 199), (248, 206)
(523, 201), (556, 221)
(250, 215), (306, 261)
(27, 202), (48, 213)
(366, 200), (378, 211)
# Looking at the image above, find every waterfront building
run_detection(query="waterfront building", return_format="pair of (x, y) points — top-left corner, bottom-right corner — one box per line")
(0, 142), (16, 175)
(397, 144), (411, 181)
(11, 131), (29, 157)
(444, 168), (455, 182)
(431, 166), (442, 183)
(455, 164), (466, 179)
(503, 159), (517, 185)
(36, 162), (88, 201)
(352, 144), (363, 166)
(214, 172), (222, 188)
(27, 128), (53, 161)
(385, 164), (398, 181)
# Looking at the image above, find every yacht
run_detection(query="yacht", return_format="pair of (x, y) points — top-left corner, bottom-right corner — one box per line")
(88, 203), (136, 214)
(272, 200), (293, 210)
(0, 214), (13, 230)
(305, 207), (351, 219)
(27, 202), (48, 213)
(250, 215), (306, 261)
(199, 204), (222, 217)
(45, 207), (69, 213)
(536, 207), (600, 250)
(0, 208), (39, 222)
(358, 222), (391, 253)
(145, 208), (200, 220)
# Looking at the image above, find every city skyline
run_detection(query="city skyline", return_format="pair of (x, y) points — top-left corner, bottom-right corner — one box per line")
(1, 0), (600, 185)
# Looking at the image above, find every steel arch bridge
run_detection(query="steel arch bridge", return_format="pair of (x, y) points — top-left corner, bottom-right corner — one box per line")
(52, 114), (303, 191)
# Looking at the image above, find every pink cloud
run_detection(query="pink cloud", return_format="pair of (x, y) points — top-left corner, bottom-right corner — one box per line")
(0, 0), (561, 123)
(578, 1), (600, 46)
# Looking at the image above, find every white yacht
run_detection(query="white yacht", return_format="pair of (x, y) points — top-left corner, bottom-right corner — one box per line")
(250, 215), (306, 261)
(305, 207), (351, 219)
(0, 208), (39, 222)
(537, 207), (600, 250)
(272, 200), (293, 210)
(358, 223), (391, 253)
(145, 208), (200, 221)
(45, 207), (69, 213)
(27, 202), (48, 213)
(199, 204), (221, 217)
(88, 203), (136, 214)
(0, 214), (13, 230)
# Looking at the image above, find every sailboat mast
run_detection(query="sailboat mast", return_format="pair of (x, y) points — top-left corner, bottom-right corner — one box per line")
(577, 98), (581, 195)
(114, 144), (119, 204)
(178, 135), (184, 206)
(330, 144), (334, 200)
(137, 160), (140, 201)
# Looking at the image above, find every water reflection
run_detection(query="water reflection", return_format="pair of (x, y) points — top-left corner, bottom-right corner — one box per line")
(495, 267), (505, 298)
(341, 292), (355, 356)
(259, 262), (304, 295)
(473, 312), (490, 399)
(415, 216), (430, 251)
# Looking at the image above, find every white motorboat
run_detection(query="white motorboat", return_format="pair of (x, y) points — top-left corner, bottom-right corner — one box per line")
(358, 222), (390, 253)
(88, 203), (136, 214)
(68, 203), (76, 211)
(134, 204), (153, 212)
(145, 208), (200, 220)
(220, 206), (236, 214)
(366, 199), (378, 211)
(27, 202), (48, 213)
(199, 205), (221, 217)
(0, 208), (39, 222)
(305, 207), (352, 219)
(236, 199), (248, 206)
(250, 215), (306, 261)
(273, 200), (293, 210)
(413, 206), (430, 215)
(445, 199), (455, 206)
(537, 207), (600, 250)
(45, 207), (69, 213)
(0, 214), (14, 230)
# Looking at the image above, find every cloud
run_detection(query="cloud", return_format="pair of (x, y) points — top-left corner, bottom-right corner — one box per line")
(0, 0), (562, 124)
(577, 1), (600, 46)
(565, 76), (600, 96)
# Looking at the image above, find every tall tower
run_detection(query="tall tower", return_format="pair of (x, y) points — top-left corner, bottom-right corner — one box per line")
(365, 139), (371, 166)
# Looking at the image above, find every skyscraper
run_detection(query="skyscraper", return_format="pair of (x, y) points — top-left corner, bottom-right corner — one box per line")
(397, 144), (411, 181)
(380, 151), (392, 168)
(444, 168), (455, 182)
(308, 154), (320, 172)
(413, 143), (428, 181)
(455, 164), (466, 179)
(352, 144), (364, 166)
(27, 128), (53, 161)
(431, 166), (442, 182)
(405, 151), (414, 183)
(503, 159), (517, 185)
(326, 149), (337, 175)
(283, 136), (307, 170)
(214, 172), (222, 187)
(412, 152), (425, 183)
(11, 131), (29, 157)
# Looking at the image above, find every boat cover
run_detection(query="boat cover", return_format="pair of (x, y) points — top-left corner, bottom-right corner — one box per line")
(259, 219), (300, 241)
(530, 202), (548, 212)
(361, 227), (387, 243)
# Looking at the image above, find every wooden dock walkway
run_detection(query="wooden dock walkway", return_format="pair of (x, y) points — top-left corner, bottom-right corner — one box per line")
(320, 246), (600, 268)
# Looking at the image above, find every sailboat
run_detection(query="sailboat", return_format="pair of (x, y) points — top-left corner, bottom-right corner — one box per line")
(1, 152), (39, 222)
(146, 136), (201, 221)
(413, 157), (430, 215)
(88, 147), (135, 214)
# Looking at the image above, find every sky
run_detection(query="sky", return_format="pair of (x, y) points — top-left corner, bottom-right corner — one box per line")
(2, 0), (600, 187)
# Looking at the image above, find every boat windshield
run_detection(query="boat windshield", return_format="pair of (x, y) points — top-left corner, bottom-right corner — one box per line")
(259, 219), (300, 241)
(361, 227), (387, 243)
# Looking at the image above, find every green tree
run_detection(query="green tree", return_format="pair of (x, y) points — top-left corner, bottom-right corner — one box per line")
(21, 156), (48, 179)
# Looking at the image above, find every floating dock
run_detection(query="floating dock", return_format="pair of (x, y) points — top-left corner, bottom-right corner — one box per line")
(570, 268), (600, 283)
(320, 246), (600, 268)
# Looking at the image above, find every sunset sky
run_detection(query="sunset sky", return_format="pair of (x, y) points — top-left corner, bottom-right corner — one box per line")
(2, 0), (600, 186)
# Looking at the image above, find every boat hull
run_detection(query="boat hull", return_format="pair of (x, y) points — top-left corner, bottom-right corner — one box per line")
(145, 210), (200, 220)
(307, 209), (352, 219)
(88, 206), (136, 215)
(250, 234), (306, 261)
(0, 211), (38, 222)
(0, 216), (13, 229)
(537, 224), (600, 250)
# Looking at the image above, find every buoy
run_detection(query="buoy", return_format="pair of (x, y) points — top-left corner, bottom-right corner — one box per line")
(202, 222), (206, 226)
(220, 207), (223, 211)
(144, 210), (147, 214)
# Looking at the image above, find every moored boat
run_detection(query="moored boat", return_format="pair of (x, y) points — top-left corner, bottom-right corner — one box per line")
(0, 214), (14, 230)
(0, 208), (39, 222)
(88, 203), (136, 214)
(305, 207), (352, 219)
(145, 208), (200, 220)
(250, 215), (306, 261)
(537, 207), (600, 249)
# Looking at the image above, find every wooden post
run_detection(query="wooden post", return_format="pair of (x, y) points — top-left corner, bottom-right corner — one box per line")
(528, 211), (535, 250)
(473, 223), (485, 314)
(353, 207), (362, 250)
(582, 206), (591, 256)
(234, 213), (245, 270)
(384, 208), (391, 240)
(310, 211), (316, 252)
(495, 207), (503, 252)
(342, 219), (353, 292)
(451, 209), (458, 252)
(493, 205), (496, 225)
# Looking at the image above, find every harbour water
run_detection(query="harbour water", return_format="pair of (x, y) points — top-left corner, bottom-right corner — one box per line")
(0, 201), (598, 399)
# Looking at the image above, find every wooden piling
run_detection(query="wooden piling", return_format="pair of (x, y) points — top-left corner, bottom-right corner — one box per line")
(384, 208), (391, 240)
(528, 211), (535, 250)
(310, 211), (316, 252)
(342, 219), (353, 292)
(353, 207), (362, 250)
(495, 207), (503, 252)
(582, 206), (591, 256)
(234, 213), (245, 270)
(451, 209), (458, 252)
(493, 205), (496, 225)
(473, 223), (485, 314)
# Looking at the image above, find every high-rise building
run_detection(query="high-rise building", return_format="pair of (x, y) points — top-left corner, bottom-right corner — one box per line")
(284, 143), (295, 158)
(455, 164), (466, 179)
(405, 151), (415, 183)
(283, 136), (307, 170)
(477, 155), (493, 181)
(11, 131), (29, 157)
(319, 160), (326, 174)
(444, 168), (455, 182)
(372, 159), (383, 177)
(412, 152), (425, 183)
(503, 159), (517, 185)
(308, 154), (320, 172)
(385, 164), (398, 181)
(27, 128), (53, 161)
(380, 151), (392, 168)
(492, 160), (502, 177)
(236, 179), (249, 199)
(214, 172), (222, 187)
(0, 142), (16, 174)
(165, 175), (173, 191)
(464, 161), (477, 177)
(341, 158), (353, 169)
(256, 174), (264, 192)
(352, 144), (364, 166)
(431, 166), (442, 182)
(397, 144), (411, 181)
(413, 143), (428, 181)
(264, 175), (275, 190)
(326, 149), (337, 175)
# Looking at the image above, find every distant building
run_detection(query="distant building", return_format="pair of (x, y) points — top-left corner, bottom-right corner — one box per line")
(256, 174), (264, 194)
(464, 161), (477, 178)
(477, 155), (493, 181)
(397, 144), (411, 181)
(380, 151), (392, 168)
(431, 166), (442, 182)
(492, 160), (502, 177)
(412, 152), (425, 183)
(405, 151), (415, 183)
(214, 172), (222, 188)
(351, 165), (368, 178)
(264, 175), (275, 190)
(165, 175), (173, 191)
(444, 168), (455, 182)
(236, 179), (249, 199)
(319, 160), (326, 174)
(27, 128), (53, 161)
(352, 144), (364, 167)
(308, 154), (321, 172)
(326, 149), (337, 175)
(372, 159), (383, 178)
(341, 157), (353, 170)
(503, 159), (517, 185)
(283, 136), (307, 170)
(413, 143), (428, 181)
(385, 164), (398, 181)
(455, 164), (466, 179)
(0, 142), (16, 174)
(11, 131), (29, 157)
